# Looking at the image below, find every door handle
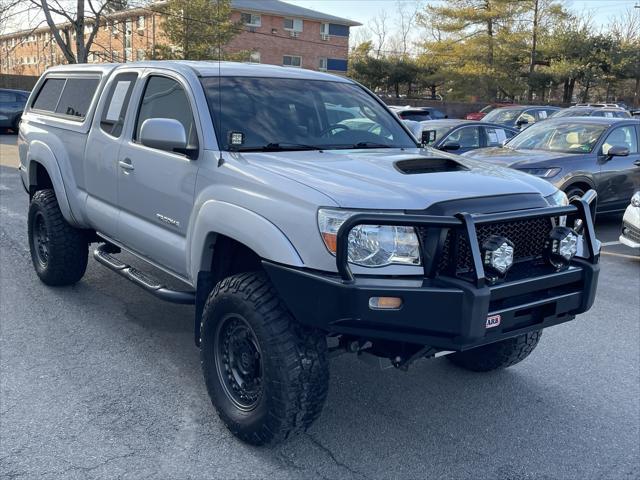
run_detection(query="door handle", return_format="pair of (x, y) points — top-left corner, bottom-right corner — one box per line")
(634, 159), (640, 167)
(119, 158), (134, 171)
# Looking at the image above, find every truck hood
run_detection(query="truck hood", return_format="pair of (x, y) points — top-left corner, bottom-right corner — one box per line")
(235, 148), (557, 210)
(463, 147), (583, 168)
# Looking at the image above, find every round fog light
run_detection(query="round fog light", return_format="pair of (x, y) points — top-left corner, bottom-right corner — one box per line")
(546, 226), (578, 269)
(482, 235), (515, 276)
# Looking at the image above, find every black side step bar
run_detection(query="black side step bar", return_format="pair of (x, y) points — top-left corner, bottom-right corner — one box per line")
(93, 244), (195, 305)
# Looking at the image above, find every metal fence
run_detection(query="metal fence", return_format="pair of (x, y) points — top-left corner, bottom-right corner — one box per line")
(0, 74), (39, 91)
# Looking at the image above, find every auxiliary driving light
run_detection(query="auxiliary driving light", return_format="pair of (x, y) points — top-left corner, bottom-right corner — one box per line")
(482, 235), (515, 276)
(546, 226), (578, 270)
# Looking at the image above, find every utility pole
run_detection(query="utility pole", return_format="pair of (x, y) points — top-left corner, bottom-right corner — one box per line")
(527, 0), (539, 102)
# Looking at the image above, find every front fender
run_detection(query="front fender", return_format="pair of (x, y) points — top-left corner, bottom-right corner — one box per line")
(187, 200), (304, 283)
(27, 141), (78, 226)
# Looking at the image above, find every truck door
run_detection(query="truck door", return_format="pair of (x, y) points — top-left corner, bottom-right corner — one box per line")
(115, 72), (200, 277)
(85, 70), (140, 239)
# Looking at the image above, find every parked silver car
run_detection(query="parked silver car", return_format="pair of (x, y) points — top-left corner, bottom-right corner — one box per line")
(19, 61), (600, 446)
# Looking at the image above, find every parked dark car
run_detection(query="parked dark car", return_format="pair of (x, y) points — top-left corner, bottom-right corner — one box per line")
(464, 103), (519, 120)
(0, 88), (29, 132)
(420, 119), (519, 153)
(388, 105), (447, 121)
(552, 106), (631, 119)
(464, 117), (640, 213)
(482, 105), (560, 130)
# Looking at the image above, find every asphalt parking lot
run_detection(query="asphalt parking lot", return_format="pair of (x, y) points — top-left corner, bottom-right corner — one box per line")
(0, 131), (638, 479)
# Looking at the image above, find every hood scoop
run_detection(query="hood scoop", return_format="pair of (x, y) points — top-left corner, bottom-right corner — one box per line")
(394, 157), (469, 175)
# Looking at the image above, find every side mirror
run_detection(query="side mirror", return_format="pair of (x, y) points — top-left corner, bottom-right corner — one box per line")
(421, 130), (436, 146)
(140, 118), (190, 156)
(441, 141), (460, 151)
(516, 119), (529, 127)
(604, 145), (630, 158)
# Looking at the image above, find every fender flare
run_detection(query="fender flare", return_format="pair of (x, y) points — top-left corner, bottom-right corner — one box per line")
(559, 175), (596, 193)
(27, 141), (78, 225)
(187, 200), (304, 283)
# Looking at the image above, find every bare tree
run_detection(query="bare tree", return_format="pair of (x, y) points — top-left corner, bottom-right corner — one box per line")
(28, 0), (115, 63)
(0, 0), (23, 33)
(395, 0), (422, 57)
(369, 10), (389, 57)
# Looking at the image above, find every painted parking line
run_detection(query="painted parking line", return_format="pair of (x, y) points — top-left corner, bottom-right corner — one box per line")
(600, 250), (640, 260)
(600, 240), (621, 247)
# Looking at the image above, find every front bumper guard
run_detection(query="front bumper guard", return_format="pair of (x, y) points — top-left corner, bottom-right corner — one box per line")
(264, 191), (600, 351)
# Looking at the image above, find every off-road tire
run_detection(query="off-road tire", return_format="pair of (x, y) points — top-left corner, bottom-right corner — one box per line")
(200, 271), (329, 446)
(448, 331), (542, 372)
(28, 189), (88, 286)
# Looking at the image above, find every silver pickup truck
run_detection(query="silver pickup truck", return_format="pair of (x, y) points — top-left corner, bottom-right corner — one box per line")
(19, 61), (600, 446)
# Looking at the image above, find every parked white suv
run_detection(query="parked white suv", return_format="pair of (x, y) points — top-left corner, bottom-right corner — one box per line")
(19, 61), (600, 445)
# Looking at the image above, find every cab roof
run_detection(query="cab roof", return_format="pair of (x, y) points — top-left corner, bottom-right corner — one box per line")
(46, 61), (353, 83)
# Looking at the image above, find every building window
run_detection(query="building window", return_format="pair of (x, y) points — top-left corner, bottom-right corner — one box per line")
(283, 55), (302, 67)
(136, 16), (145, 30)
(318, 57), (327, 71)
(321, 23), (329, 36)
(240, 12), (261, 27)
(328, 24), (350, 37)
(326, 58), (348, 72)
(283, 18), (303, 32)
(249, 51), (261, 63)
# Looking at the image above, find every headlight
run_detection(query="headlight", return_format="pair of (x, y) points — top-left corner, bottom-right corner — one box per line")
(519, 167), (561, 178)
(545, 189), (569, 226)
(631, 192), (640, 208)
(545, 189), (569, 207)
(317, 209), (421, 267)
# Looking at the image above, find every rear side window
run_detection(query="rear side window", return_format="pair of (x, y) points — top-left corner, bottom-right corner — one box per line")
(484, 126), (515, 147)
(55, 78), (100, 118)
(31, 76), (99, 120)
(100, 72), (138, 137)
(32, 78), (65, 111)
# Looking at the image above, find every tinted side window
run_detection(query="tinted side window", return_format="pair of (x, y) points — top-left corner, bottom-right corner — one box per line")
(32, 78), (65, 112)
(602, 126), (638, 154)
(519, 110), (536, 123)
(55, 77), (100, 118)
(484, 126), (513, 146)
(448, 126), (480, 148)
(134, 76), (197, 149)
(100, 72), (138, 138)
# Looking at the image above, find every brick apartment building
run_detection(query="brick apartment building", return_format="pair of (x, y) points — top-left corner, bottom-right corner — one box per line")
(0, 0), (359, 76)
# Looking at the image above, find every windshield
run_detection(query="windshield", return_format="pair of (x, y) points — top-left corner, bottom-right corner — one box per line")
(506, 121), (607, 153)
(200, 77), (417, 151)
(399, 111), (432, 122)
(483, 108), (522, 123)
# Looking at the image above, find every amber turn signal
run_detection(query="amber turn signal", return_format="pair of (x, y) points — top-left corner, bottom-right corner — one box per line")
(368, 296), (403, 310)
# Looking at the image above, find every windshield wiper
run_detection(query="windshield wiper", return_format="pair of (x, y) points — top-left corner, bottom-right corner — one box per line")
(232, 142), (322, 152)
